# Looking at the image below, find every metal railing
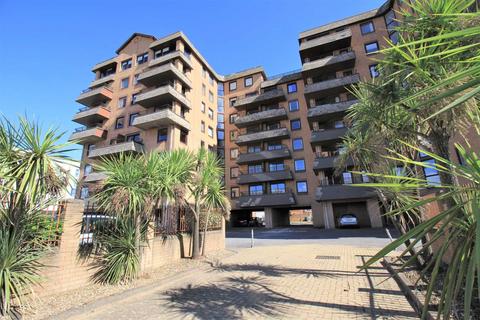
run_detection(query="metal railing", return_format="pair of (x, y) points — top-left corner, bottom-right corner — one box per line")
(267, 69), (302, 81)
(240, 164), (290, 176)
(80, 84), (113, 94)
(240, 187), (293, 197)
(242, 125), (287, 135)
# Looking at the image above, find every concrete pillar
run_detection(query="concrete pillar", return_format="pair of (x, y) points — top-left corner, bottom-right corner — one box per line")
(323, 201), (335, 229)
(264, 207), (274, 228)
(367, 199), (383, 228)
(311, 202), (325, 228)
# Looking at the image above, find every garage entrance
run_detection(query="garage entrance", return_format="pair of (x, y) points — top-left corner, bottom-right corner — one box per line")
(332, 202), (371, 228)
(289, 208), (313, 226)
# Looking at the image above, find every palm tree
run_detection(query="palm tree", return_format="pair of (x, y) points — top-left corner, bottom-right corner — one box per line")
(0, 116), (73, 316)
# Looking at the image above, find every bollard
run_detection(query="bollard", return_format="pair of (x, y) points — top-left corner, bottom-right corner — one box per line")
(385, 228), (394, 242)
(251, 228), (254, 248)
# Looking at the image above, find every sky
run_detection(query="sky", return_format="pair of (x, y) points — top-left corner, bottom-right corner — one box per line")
(0, 0), (385, 160)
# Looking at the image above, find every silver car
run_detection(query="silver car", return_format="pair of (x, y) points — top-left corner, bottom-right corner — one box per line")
(338, 214), (359, 228)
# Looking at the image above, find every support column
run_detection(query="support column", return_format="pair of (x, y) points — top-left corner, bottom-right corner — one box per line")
(367, 199), (383, 228)
(323, 201), (335, 229)
(311, 202), (325, 228)
(264, 208), (274, 228)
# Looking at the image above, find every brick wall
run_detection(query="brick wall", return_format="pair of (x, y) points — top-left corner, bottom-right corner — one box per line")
(36, 200), (225, 297)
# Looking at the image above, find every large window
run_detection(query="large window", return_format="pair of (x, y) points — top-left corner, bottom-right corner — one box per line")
(267, 142), (282, 151)
(270, 183), (286, 194)
(360, 21), (375, 35)
(294, 159), (306, 172)
(287, 82), (297, 93)
(385, 9), (399, 44)
(121, 59), (132, 70)
(157, 128), (168, 142)
(364, 41), (379, 54)
(128, 113), (139, 126)
(136, 52), (148, 65)
(296, 181), (308, 194)
(115, 117), (124, 129)
(248, 164), (263, 174)
(248, 145), (261, 153)
(269, 162), (285, 172)
(249, 184), (263, 195)
(292, 138), (304, 151)
(289, 100), (299, 112)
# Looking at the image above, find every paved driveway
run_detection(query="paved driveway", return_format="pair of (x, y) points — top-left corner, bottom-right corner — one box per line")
(227, 226), (398, 249)
(55, 242), (417, 320)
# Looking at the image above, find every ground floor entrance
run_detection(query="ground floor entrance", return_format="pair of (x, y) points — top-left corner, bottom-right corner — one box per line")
(230, 207), (314, 229)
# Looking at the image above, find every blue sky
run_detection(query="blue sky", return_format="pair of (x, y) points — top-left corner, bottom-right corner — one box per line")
(0, 0), (384, 160)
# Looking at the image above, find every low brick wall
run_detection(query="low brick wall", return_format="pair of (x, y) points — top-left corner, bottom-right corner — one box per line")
(35, 200), (225, 297)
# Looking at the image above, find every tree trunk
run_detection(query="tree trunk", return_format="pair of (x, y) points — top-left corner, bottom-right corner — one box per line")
(201, 209), (211, 256)
(191, 202), (201, 259)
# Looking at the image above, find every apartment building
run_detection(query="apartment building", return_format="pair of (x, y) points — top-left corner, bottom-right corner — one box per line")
(71, 0), (410, 228)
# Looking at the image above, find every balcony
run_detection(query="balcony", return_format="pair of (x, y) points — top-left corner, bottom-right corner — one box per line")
(148, 50), (193, 70)
(88, 74), (115, 88)
(315, 184), (376, 201)
(84, 172), (107, 183)
(304, 74), (360, 98)
(76, 86), (113, 107)
(88, 141), (144, 159)
(237, 146), (291, 164)
(72, 106), (110, 126)
(311, 127), (348, 144)
(138, 63), (192, 89)
(307, 100), (357, 126)
(234, 88), (286, 108)
(302, 51), (356, 74)
(313, 155), (354, 171)
(136, 85), (191, 109)
(68, 127), (106, 144)
(91, 56), (117, 72)
(236, 127), (290, 145)
(235, 108), (288, 128)
(299, 29), (352, 59)
(132, 109), (191, 131)
(237, 167), (293, 185)
(238, 191), (296, 208)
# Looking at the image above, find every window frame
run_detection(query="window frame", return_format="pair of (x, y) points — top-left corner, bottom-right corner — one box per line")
(296, 181), (308, 194)
(288, 100), (300, 112)
(290, 119), (301, 131)
(294, 159), (306, 172)
(244, 77), (253, 87)
(287, 82), (297, 94)
(229, 81), (237, 91)
(360, 21), (375, 35)
(292, 138), (304, 151)
(364, 41), (380, 55)
(157, 128), (168, 143)
(115, 117), (124, 129)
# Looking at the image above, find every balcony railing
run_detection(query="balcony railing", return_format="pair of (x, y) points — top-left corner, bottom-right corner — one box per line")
(148, 50), (193, 70)
(76, 85), (113, 107)
(234, 88), (286, 108)
(300, 28), (352, 53)
(311, 127), (348, 144)
(302, 51), (356, 74)
(68, 127), (106, 144)
(307, 100), (357, 125)
(236, 127), (290, 145)
(237, 166), (293, 185)
(315, 184), (375, 201)
(304, 74), (360, 97)
(138, 62), (192, 89)
(88, 141), (144, 159)
(238, 189), (296, 208)
(72, 106), (110, 126)
(313, 152), (354, 171)
(132, 109), (191, 131)
(235, 107), (288, 128)
(237, 145), (291, 164)
(136, 84), (191, 109)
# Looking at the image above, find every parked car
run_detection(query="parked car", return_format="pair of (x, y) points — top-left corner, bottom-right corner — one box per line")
(337, 214), (359, 228)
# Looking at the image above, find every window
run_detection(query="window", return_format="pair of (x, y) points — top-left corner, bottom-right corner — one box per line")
(229, 81), (237, 91)
(292, 138), (304, 151)
(208, 108), (214, 119)
(180, 130), (188, 144)
(137, 52), (148, 65)
(364, 41), (379, 54)
(248, 145), (261, 153)
(267, 142), (282, 151)
(229, 130), (237, 141)
(131, 93), (138, 104)
(420, 153), (441, 185)
(369, 64), (380, 78)
(121, 77), (129, 89)
(294, 159), (306, 172)
(230, 167), (239, 178)
(230, 187), (240, 199)
(129, 113), (139, 126)
(288, 100), (299, 112)
(244, 77), (253, 87)
(202, 67), (206, 78)
(133, 74), (140, 85)
(209, 91), (214, 103)
(201, 121), (205, 133)
(201, 102), (206, 113)
(118, 96), (127, 108)
(217, 130), (225, 140)
(361, 173), (370, 183)
(334, 120), (345, 128)
(157, 128), (168, 142)
(80, 187), (89, 200)
(360, 21), (375, 35)
(249, 184), (263, 195)
(270, 182), (286, 194)
(290, 119), (301, 130)
(343, 70), (353, 77)
(230, 148), (239, 159)
(209, 74), (214, 86)
(342, 172), (353, 184)
(84, 164), (93, 175)
(248, 164), (263, 174)
(200, 140), (205, 148)
(208, 126), (214, 138)
(202, 84), (206, 96)
(229, 97), (237, 107)
(269, 162), (285, 172)
(126, 133), (141, 143)
(229, 113), (238, 124)
(121, 59), (132, 70)
(296, 181), (308, 193)
(115, 117), (124, 129)
(287, 82), (297, 93)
